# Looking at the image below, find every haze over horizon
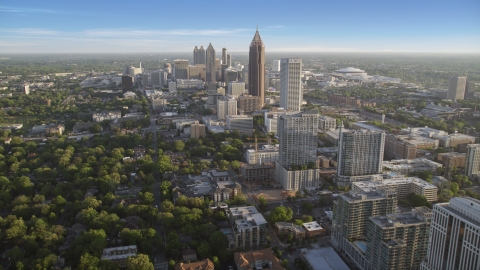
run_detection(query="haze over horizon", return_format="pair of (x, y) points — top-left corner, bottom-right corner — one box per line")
(0, 0), (479, 54)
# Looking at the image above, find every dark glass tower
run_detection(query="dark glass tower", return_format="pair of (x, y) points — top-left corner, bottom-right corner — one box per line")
(206, 43), (216, 84)
(248, 29), (265, 107)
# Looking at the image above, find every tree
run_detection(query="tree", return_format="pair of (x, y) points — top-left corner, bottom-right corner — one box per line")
(258, 196), (267, 212)
(213, 256), (221, 269)
(301, 202), (313, 214)
(126, 254), (154, 270)
(450, 182), (459, 194)
(268, 206), (293, 224)
(78, 252), (99, 269)
(168, 260), (176, 270)
(197, 241), (211, 259)
(173, 140), (185, 152)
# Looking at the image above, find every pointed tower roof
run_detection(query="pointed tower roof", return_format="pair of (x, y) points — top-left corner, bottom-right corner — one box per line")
(250, 30), (264, 47)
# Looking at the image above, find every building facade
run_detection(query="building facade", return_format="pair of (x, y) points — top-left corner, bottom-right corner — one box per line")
(420, 197), (480, 270)
(226, 115), (253, 134)
(238, 95), (262, 114)
(217, 98), (237, 120)
(466, 144), (480, 177)
(228, 81), (246, 96)
(280, 58), (303, 111)
(206, 43), (216, 84)
(318, 115), (336, 131)
(248, 30), (265, 107)
(174, 59), (189, 80)
(227, 206), (267, 249)
(190, 121), (206, 139)
(446, 76), (467, 102)
(272, 60), (281, 72)
(337, 129), (385, 177)
(193, 46), (206, 65)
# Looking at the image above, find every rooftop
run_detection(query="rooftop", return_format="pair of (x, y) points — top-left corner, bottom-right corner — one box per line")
(369, 207), (432, 228)
(234, 248), (282, 270)
(301, 247), (350, 270)
(334, 67), (365, 73)
(303, 221), (324, 231)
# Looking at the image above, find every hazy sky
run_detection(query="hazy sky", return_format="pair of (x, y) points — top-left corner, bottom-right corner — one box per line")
(0, 0), (479, 53)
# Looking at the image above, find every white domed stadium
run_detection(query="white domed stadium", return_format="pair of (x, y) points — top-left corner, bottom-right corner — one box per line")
(334, 67), (367, 76)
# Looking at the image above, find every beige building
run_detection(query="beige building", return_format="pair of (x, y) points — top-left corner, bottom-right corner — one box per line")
(190, 121), (206, 139)
(234, 248), (283, 270)
(188, 64), (206, 81)
(228, 81), (246, 96)
(437, 152), (466, 167)
(238, 95), (262, 114)
(174, 59), (189, 80)
(385, 134), (417, 159)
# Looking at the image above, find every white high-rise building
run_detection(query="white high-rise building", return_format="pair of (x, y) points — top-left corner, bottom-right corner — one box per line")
(228, 81), (246, 96)
(466, 144), (480, 177)
(217, 98), (237, 120)
(22, 84), (30, 95)
(446, 76), (467, 102)
(272, 60), (281, 72)
(421, 197), (480, 270)
(280, 58), (303, 111)
(337, 128), (385, 178)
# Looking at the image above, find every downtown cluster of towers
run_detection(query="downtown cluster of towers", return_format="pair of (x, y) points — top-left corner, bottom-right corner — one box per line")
(191, 29), (304, 111)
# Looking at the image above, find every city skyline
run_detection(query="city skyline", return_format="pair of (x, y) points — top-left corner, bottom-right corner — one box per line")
(0, 0), (479, 53)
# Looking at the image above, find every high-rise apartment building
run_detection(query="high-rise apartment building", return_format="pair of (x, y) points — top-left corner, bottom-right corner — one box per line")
(280, 58), (303, 111)
(421, 197), (480, 270)
(275, 110), (320, 191)
(277, 110), (318, 168)
(206, 43), (216, 84)
(193, 46), (206, 65)
(447, 76), (467, 102)
(217, 98), (237, 120)
(367, 207), (432, 270)
(466, 144), (480, 177)
(22, 84), (30, 95)
(337, 129), (385, 178)
(272, 60), (281, 72)
(226, 206), (267, 249)
(190, 121), (206, 139)
(248, 29), (265, 107)
(174, 60), (189, 80)
(228, 81), (246, 96)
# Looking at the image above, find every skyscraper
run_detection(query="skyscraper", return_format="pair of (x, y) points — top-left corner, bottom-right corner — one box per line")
(272, 60), (280, 72)
(280, 58), (303, 111)
(337, 129), (385, 177)
(248, 29), (265, 107)
(174, 59), (189, 80)
(466, 144), (480, 177)
(193, 46), (206, 65)
(206, 43), (216, 84)
(420, 197), (480, 270)
(447, 76), (467, 102)
(227, 54), (231, 67)
(222, 48), (228, 65)
(275, 110), (320, 191)
(217, 97), (237, 120)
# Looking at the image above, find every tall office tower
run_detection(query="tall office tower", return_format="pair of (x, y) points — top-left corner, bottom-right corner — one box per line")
(264, 70), (270, 92)
(227, 54), (231, 67)
(221, 64), (229, 82)
(465, 79), (476, 99)
(447, 76), (467, 102)
(272, 60), (281, 72)
(150, 71), (160, 86)
(206, 43), (216, 84)
(466, 144), (480, 177)
(280, 58), (303, 111)
(193, 46), (206, 65)
(248, 29), (265, 107)
(123, 65), (130, 75)
(228, 82), (246, 96)
(217, 98), (237, 120)
(173, 60), (189, 80)
(367, 207), (432, 270)
(160, 70), (168, 86)
(277, 110), (318, 168)
(421, 197), (480, 270)
(222, 48), (228, 65)
(22, 84), (30, 95)
(121, 75), (134, 92)
(238, 95), (262, 114)
(337, 129), (385, 177)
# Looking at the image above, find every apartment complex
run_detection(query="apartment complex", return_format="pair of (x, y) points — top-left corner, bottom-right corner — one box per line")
(241, 163), (275, 182)
(437, 152), (466, 168)
(190, 121), (206, 139)
(226, 206), (267, 249)
(352, 177), (438, 202)
(382, 158), (443, 175)
(101, 245), (137, 267)
(330, 93), (376, 108)
(384, 134), (417, 159)
(245, 145), (279, 164)
(367, 207), (432, 270)
(318, 115), (337, 131)
(228, 81), (246, 96)
(280, 58), (303, 111)
(217, 98), (237, 120)
(234, 248), (283, 270)
(337, 129), (385, 185)
(92, 110), (122, 122)
(466, 144), (480, 177)
(421, 197), (480, 270)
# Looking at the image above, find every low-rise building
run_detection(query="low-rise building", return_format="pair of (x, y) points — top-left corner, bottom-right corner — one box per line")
(234, 248), (283, 270)
(181, 248), (197, 262)
(352, 177), (438, 202)
(226, 115), (253, 134)
(101, 245), (137, 267)
(302, 221), (326, 237)
(31, 123), (65, 135)
(275, 222), (306, 239)
(382, 158), (443, 174)
(433, 133), (476, 148)
(301, 247), (350, 270)
(318, 115), (336, 131)
(241, 163), (275, 182)
(437, 152), (466, 167)
(92, 110), (122, 122)
(175, 259), (214, 270)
